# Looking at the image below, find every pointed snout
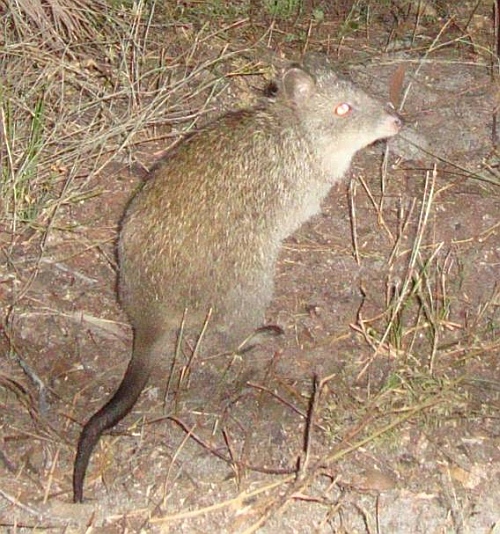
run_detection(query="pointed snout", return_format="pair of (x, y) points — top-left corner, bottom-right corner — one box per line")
(391, 113), (404, 131)
(386, 105), (404, 133)
(382, 108), (404, 137)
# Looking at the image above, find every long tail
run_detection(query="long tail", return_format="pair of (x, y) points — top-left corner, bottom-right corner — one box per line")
(73, 332), (162, 503)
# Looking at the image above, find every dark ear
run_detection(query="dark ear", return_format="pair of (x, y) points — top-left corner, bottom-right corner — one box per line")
(282, 67), (316, 105)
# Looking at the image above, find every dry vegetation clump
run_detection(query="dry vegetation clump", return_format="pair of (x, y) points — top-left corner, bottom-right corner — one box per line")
(3, 0), (111, 45)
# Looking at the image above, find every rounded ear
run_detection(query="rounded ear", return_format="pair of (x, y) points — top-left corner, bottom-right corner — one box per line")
(282, 67), (316, 105)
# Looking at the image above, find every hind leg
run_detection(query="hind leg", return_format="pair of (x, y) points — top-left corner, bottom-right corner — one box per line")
(218, 267), (275, 345)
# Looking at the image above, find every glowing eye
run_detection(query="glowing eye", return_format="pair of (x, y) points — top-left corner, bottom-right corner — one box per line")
(335, 103), (351, 116)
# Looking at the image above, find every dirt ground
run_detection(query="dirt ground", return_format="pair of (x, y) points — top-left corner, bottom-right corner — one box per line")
(1, 1), (499, 533)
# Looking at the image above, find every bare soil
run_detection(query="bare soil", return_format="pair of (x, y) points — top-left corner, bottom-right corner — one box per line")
(1, 2), (499, 533)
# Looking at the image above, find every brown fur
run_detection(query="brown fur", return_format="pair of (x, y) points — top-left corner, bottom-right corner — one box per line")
(73, 62), (402, 502)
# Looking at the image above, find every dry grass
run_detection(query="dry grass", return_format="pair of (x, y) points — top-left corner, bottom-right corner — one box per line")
(0, 0), (499, 532)
(6, 0), (112, 47)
